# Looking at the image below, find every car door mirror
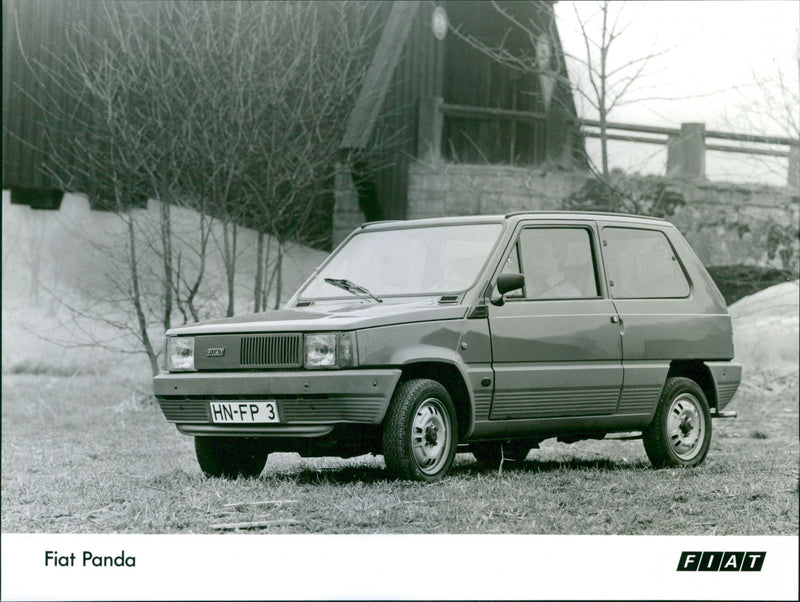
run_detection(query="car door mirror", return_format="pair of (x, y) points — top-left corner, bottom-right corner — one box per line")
(492, 273), (525, 306)
(497, 273), (525, 295)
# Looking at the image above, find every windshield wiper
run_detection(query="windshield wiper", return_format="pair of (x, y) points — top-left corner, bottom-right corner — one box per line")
(324, 278), (383, 303)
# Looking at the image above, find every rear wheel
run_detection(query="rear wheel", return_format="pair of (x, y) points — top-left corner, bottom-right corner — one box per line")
(471, 441), (530, 469)
(194, 436), (269, 478)
(643, 377), (711, 468)
(382, 379), (458, 482)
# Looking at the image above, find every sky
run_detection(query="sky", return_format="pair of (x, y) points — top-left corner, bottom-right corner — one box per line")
(554, 0), (799, 186)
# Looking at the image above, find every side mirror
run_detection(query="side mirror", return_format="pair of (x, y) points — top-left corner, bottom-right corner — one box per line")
(491, 273), (524, 306)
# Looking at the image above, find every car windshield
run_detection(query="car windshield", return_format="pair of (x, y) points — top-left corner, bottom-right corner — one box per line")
(300, 223), (504, 299)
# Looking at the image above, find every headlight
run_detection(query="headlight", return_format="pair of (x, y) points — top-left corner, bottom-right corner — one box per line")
(304, 332), (358, 369)
(166, 337), (195, 371)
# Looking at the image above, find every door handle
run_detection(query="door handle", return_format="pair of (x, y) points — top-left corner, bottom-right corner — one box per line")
(610, 315), (619, 324)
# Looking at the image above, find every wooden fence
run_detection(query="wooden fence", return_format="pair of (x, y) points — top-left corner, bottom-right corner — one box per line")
(419, 96), (800, 187)
(582, 119), (798, 185)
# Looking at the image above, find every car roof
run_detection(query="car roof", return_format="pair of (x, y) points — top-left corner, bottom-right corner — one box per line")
(360, 211), (669, 231)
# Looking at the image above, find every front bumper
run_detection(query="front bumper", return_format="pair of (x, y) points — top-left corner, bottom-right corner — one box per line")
(154, 369), (401, 436)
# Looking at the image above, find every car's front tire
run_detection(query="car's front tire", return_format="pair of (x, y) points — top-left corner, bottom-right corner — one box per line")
(194, 436), (269, 478)
(643, 377), (712, 468)
(382, 379), (458, 482)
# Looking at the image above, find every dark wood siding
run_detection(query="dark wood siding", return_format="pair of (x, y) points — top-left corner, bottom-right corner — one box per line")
(442, 0), (555, 165)
(355, 1), (578, 219)
(2, 0), (97, 190)
(363, 2), (442, 220)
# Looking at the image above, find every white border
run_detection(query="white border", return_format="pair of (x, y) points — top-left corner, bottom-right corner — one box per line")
(2, 534), (798, 601)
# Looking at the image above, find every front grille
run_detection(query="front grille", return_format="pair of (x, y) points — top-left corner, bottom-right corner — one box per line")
(240, 334), (303, 368)
(158, 399), (208, 422)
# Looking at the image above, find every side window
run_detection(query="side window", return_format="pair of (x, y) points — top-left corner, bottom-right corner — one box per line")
(518, 228), (599, 299)
(602, 227), (690, 298)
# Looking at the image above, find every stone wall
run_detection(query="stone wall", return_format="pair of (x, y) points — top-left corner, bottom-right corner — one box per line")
(669, 181), (799, 271)
(406, 162), (587, 218)
(333, 159), (799, 271)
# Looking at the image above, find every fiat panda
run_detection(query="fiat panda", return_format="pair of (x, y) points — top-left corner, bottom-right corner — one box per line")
(154, 212), (741, 481)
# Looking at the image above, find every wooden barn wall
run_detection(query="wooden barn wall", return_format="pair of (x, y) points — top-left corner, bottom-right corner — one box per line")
(2, 0), (98, 191)
(441, 1), (555, 165)
(369, 2), (442, 220)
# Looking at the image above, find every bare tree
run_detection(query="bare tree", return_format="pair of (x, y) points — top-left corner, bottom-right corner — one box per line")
(449, 0), (670, 206)
(236, 1), (380, 312)
(726, 39), (800, 188)
(16, 2), (167, 376)
(144, 1), (380, 315)
(11, 1), (384, 374)
(565, 1), (673, 180)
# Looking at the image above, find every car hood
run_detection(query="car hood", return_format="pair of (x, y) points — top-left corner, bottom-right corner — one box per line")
(165, 298), (469, 335)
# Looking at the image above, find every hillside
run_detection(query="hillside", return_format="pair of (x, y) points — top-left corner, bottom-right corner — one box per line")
(729, 280), (799, 375)
(2, 190), (329, 377)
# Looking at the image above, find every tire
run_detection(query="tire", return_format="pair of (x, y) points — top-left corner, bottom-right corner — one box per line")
(382, 379), (458, 482)
(194, 436), (269, 478)
(472, 441), (530, 469)
(643, 377), (712, 468)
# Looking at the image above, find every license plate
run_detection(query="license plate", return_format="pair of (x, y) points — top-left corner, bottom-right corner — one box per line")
(210, 401), (279, 424)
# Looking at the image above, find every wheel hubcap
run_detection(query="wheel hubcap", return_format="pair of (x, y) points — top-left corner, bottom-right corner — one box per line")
(667, 393), (705, 460)
(411, 398), (450, 475)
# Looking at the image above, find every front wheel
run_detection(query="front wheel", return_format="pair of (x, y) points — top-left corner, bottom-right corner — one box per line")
(194, 436), (269, 478)
(643, 377), (712, 468)
(382, 379), (458, 482)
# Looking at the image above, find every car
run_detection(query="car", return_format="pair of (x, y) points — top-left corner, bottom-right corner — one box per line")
(154, 211), (741, 481)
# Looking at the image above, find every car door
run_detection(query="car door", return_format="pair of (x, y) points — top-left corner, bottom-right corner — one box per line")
(488, 221), (623, 420)
(598, 223), (701, 416)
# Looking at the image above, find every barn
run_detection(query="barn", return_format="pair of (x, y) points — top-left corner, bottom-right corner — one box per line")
(334, 1), (583, 242)
(3, 0), (584, 246)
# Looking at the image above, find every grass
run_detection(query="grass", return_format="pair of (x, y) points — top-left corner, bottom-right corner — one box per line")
(2, 369), (797, 535)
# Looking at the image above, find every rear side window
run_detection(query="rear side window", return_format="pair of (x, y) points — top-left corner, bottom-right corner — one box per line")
(603, 227), (690, 298)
